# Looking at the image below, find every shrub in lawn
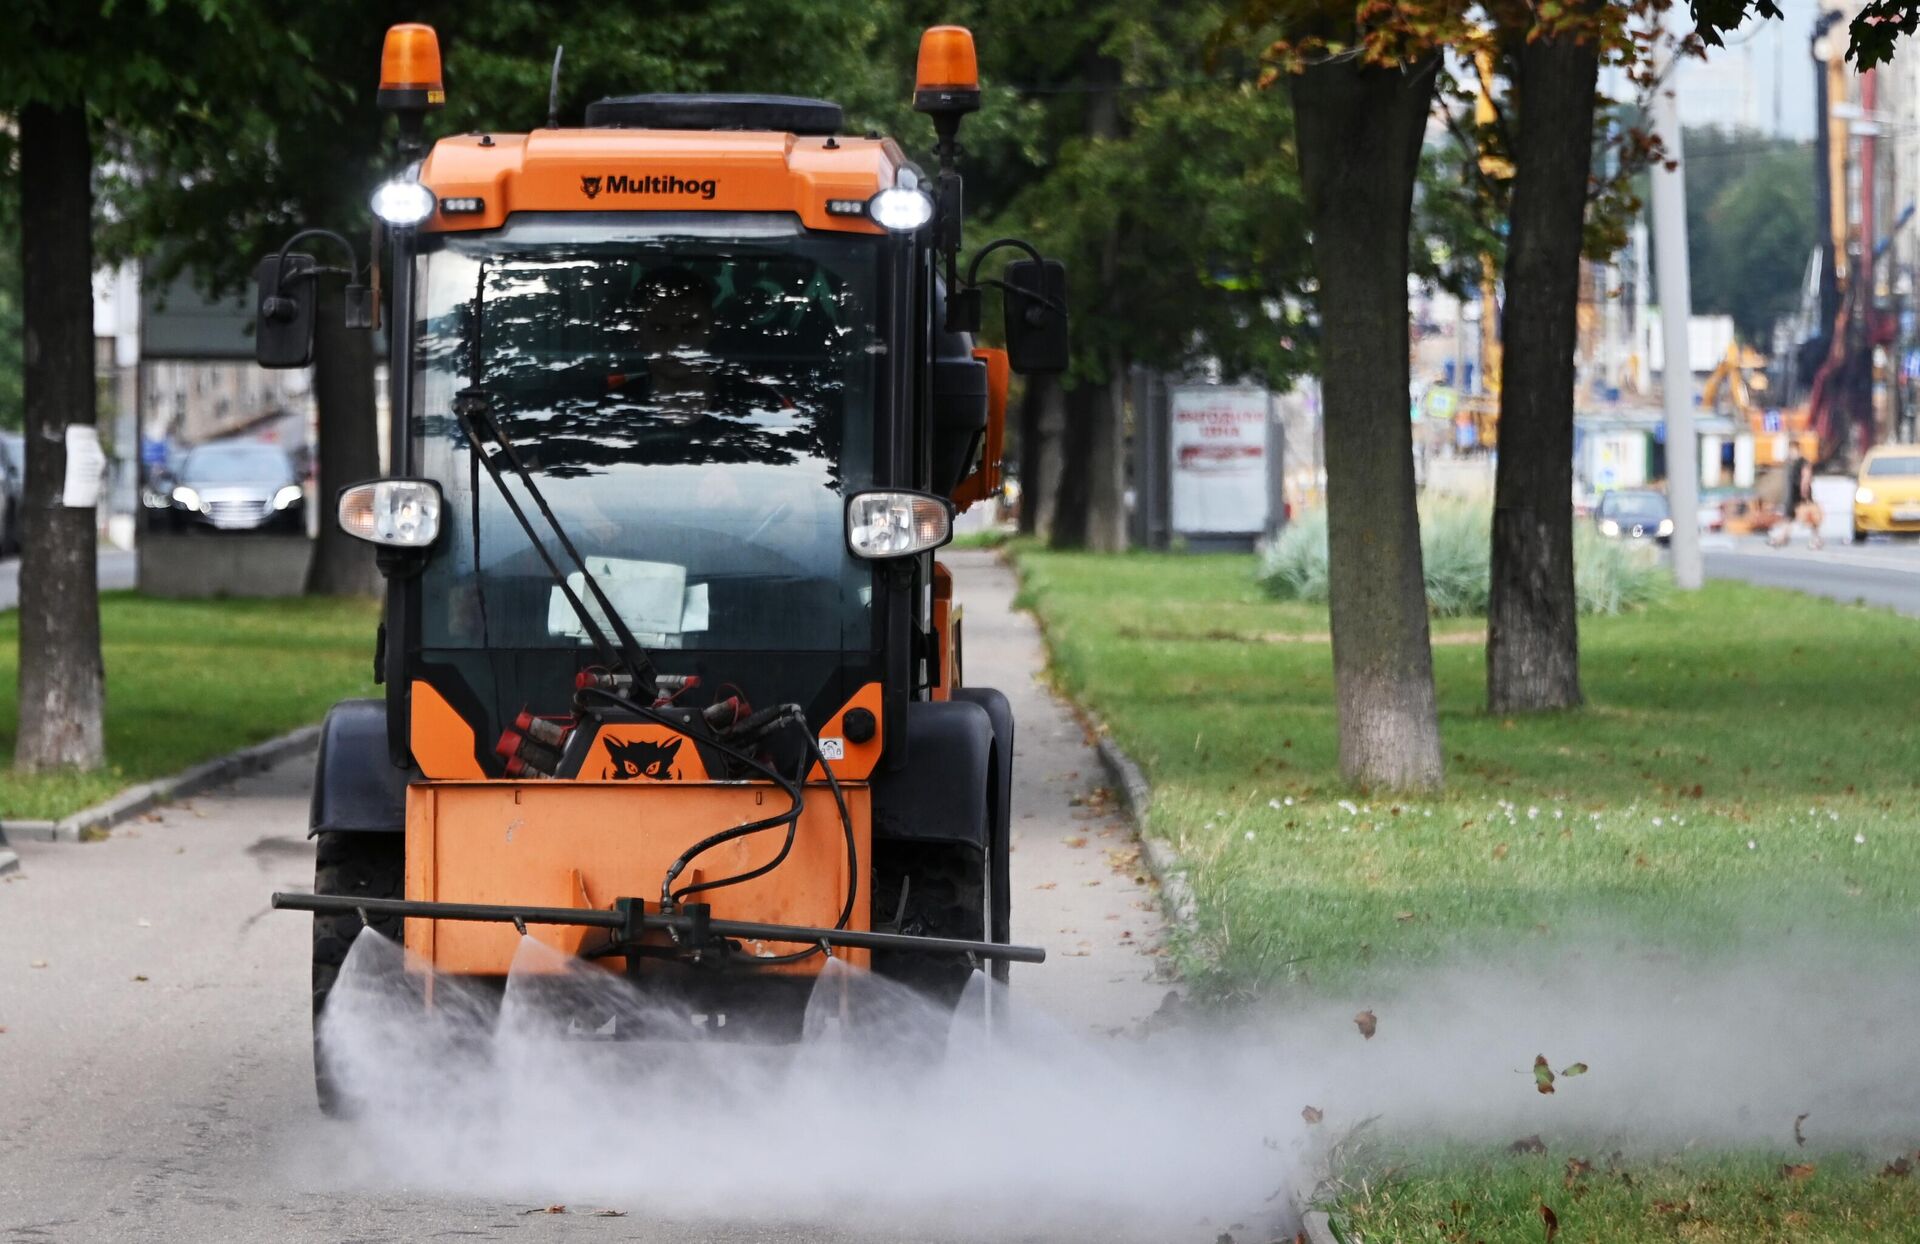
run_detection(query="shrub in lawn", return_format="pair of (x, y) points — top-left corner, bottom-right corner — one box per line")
(1258, 501), (1667, 617)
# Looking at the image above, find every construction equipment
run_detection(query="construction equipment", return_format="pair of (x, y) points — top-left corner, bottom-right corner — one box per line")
(255, 22), (1063, 1110)
(1700, 340), (1817, 471)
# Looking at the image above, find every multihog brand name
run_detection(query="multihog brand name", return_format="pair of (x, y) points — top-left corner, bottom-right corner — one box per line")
(581, 173), (719, 201)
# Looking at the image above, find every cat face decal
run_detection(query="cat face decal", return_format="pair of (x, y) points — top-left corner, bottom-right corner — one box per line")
(603, 735), (681, 781)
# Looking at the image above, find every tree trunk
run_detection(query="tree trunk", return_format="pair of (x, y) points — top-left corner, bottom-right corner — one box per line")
(1031, 375), (1065, 538)
(1289, 57), (1445, 792)
(15, 104), (105, 773)
(1082, 354), (1128, 553)
(1016, 376), (1049, 536)
(1050, 381), (1096, 549)
(1486, 24), (1601, 714)
(304, 275), (381, 596)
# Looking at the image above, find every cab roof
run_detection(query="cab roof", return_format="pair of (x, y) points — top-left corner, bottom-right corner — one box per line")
(417, 128), (904, 235)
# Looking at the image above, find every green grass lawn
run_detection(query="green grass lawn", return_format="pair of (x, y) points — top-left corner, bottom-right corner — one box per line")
(0, 592), (380, 821)
(1011, 544), (1920, 1237)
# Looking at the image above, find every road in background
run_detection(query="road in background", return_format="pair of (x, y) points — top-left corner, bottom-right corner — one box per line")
(0, 547), (137, 611)
(1703, 532), (1920, 616)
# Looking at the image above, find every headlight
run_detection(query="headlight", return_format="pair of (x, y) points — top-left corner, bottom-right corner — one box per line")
(370, 178), (437, 227)
(1599, 519), (1619, 536)
(1657, 518), (1674, 536)
(868, 187), (935, 232)
(172, 485), (202, 512)
(1857, 486), (1875, 505)
(846, 490), (953, 558)
(273, 484), (304, 511)
(337, 478), (442, 547)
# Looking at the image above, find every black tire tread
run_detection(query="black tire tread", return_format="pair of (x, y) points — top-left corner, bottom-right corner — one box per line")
(310, 831), (404, 1115)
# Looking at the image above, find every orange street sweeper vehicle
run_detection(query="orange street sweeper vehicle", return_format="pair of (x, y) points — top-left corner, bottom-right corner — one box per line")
(257, 21), (1064, 1111)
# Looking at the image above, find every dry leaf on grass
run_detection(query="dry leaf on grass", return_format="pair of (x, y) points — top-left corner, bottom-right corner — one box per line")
(1780, 1163), (1817, 1183)
(1492, 842), (1510, 861)
(1508, 1134), (1547, 1155)
(1560, 1062), (1588, 1078)
(1354, 1009), (1377, 1039)
(1540, 1203), (1559, 1242)
(1534, 1056), (1556, 1095)
(1882, 1157), (1913, 1180)
(1563, 1157), (1592, 1187)
(1301, 1106), (1323, 1124)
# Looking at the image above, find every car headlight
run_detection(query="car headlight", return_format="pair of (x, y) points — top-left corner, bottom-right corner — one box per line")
(273, 484), (304, 511)
(1657, 518), (1674, 536)
(370, 178), (437, 227)
(172, 485), (202, 512)
(846, 490), (953, 558)
(1599, 519), (1619, 536)
(337, 478), (442, 547)
(1856, 486), (1875, 505)
(867, 187), (935, 232)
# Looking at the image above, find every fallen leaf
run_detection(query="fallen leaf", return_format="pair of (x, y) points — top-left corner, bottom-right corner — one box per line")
(1652, 1199), (1691, 1215)
(1780, 1163), (1816, 1183)
(1560, 1062), (1589, 1078)
(1508, 1134), (1547, 1155)
(1394, 911), (1415, 923)
(1883, 1157), (1912, 1180)
(1354, 1009), (1377, 1039)
(1301, 1105), (1323, 1124)
(593, 1209), (627, 1216)
(1493, 842), (1510, 861)
(28, 960), (46, 969)
(1534, 1055), (1556, 1095)
(1540, 1203), (1559, 1242)
(1794, 1113), (1810, 1147)
(1034, 881), (1057, 890)
(132, 975), (148, 983)
(1063, 836), (1088, 848)
(1564, 1157), (1593, 1187)
(521, 1204), (568, 1215)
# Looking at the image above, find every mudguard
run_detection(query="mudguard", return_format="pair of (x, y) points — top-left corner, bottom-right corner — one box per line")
(309, 699), (409, 835)
(953, 687), (1014, 951)
(871, 699), (994, 851)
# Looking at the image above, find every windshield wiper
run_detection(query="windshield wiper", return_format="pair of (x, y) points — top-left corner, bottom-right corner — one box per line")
(450, 262), (659, 696)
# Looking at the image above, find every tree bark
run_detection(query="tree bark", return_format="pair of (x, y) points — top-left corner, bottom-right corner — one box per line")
(1050, 381), (1096, 549)
(1084, 352), (1128, 552)
(15, 104), (106, 773)
(1289, 57), (1445, 792)
(1486, 24), (1601, 714)
(304, 275), (381, 596)
(1016, 376), (1048, 536)
(1031, 375), (1066, 538)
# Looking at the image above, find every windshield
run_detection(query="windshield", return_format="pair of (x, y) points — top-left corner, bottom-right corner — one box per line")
(1866, 455), (1920, 477)
(181, 444), (293, 483)
(1605, 492), (1667, 520)
(412, 214), (881, 653)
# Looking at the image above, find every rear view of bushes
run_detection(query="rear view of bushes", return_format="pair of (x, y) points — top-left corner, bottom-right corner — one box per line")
(1257, 502), (1667, 617)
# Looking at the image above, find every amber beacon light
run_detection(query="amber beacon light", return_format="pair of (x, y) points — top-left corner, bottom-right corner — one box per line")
(914, 25), (980, 116)
(378, 23), (445, 112)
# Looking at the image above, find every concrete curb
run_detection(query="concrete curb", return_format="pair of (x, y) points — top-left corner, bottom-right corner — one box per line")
(0, 724), (321, 845)
(1091, 731), (1198, 929)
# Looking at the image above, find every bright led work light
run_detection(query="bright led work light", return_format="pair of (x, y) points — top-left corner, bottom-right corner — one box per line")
(371, 179), (436, 227)
(868, 187), (935, 232)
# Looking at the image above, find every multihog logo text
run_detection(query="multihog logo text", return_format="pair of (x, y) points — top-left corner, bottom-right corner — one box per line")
(583, 173), (719, 200)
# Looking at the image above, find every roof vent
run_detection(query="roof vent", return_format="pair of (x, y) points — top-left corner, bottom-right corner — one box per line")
(584, 94), (843, 135)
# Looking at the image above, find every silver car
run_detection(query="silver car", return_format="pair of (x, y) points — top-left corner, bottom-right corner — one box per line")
(168, 441), (306, 533)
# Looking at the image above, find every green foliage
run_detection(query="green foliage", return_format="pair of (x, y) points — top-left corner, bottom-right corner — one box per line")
(1257, 502), (1668, 617)
(1682, 127), (1818, 343)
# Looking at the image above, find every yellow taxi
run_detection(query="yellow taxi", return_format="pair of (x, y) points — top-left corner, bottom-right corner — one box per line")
(1852, 445), (1920, 542)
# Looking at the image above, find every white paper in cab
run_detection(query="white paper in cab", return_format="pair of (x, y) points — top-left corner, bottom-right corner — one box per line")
(547, 558), (689, 640)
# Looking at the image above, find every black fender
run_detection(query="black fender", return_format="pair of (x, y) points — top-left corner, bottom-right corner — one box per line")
(871, 700), (994, 850)
(309, 699), (408, 836)
(953, 687), (1014, 957)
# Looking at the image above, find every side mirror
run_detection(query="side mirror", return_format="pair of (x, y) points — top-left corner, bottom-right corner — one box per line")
(254, 253), (319, 369)
(1002, 259), (1069, 375)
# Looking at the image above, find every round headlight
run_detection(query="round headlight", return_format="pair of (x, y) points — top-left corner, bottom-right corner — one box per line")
(273, 484), (304, 511)
(1857, 486), (1875, 505)
(371, 179), (437, 227)
(868, 187), (935, 232)
(172, 485), (202, 512)
(1599, 519), (1620, 536)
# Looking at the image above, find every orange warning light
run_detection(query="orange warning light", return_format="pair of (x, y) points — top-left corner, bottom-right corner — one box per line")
(378, 23), (445, 112)
(916, 26), (979, 93)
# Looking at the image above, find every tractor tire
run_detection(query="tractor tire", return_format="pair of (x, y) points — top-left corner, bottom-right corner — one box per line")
(310, 830), (404, 1116)
(870, 839), (987, 1012)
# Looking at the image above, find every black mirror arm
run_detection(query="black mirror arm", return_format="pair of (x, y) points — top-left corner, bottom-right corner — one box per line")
(972, 275), (1067, 320)
(962, 237), (1047, 287)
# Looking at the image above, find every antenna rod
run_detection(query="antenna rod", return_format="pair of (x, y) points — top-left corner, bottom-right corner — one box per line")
(547, 46), (565, 128)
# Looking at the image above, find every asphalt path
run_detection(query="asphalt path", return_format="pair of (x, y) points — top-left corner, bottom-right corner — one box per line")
(1701, 533), (1920, 616)
(0, 551), (1210, 1243)
(0, 547), (137, 611)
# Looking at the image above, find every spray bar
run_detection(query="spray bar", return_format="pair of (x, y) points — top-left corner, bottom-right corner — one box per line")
(271, 892), (1047, 964)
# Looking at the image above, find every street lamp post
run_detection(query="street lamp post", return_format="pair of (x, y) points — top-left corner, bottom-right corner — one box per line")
(1650, 43), (1703, 591)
